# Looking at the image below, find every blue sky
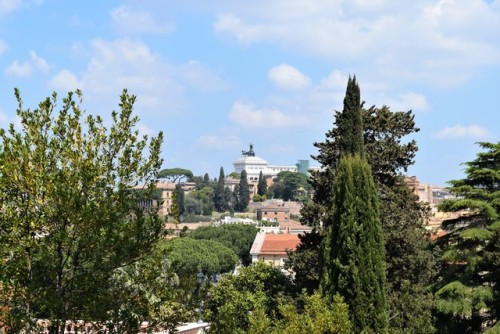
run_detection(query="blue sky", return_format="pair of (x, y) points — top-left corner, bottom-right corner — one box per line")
(0, 0), (498, 186)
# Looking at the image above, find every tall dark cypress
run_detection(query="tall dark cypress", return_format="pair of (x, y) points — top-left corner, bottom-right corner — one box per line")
(257, 170), (267, 196)
(335, 75), (364, 158)
(236, 170), (250, 212)
(321, 77), (388, 333)
(214, 167), (226, 212)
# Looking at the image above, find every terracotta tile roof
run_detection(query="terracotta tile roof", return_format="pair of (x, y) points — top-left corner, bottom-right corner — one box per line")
(431, 229), (448, 240)
(260, 234), (300, 255)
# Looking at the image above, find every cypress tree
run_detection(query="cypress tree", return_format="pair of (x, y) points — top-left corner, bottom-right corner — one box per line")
(172, 184), (185, 221)
(214, 167), (226, 212)
(321, 155), (388, 333)
(320, 77), (388, 333)
(236, 170), (250, 212)
(257, 170), (267, 196)
(336, 75), (364, 157)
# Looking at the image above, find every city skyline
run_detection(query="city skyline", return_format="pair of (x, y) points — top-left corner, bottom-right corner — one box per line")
(0, 1), (498, 186)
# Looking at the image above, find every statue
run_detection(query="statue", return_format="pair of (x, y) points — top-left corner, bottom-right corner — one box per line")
(242, 144), (255, 157)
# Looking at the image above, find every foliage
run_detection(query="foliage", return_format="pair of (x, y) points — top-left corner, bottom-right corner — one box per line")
(170, 184), (185, 222)
(157, 167), (193, 183)
(317, 77), (388, 333)
(204, 262), (295, 334)
(228, 172), (240, 179)
(184, 196), (203, 215)
(268, 171), (310, 201)
(284, 229), (322, 294)
(321, 154), (388, 334)
(380, 178), (437, 333)
(105, 253), (192, 333)
(235, 170), (250, 211)
(189, 173), (213, 190)
(214, 167), (229, 212)
(435, 142), (500, 333)
(188, 186), (214, 216)
(248, 292), (352, 334)
(297, 76), (434, 333)
(252, 193), (266, 202)
(257, 170), (267, 196)
(161, 237), (238, 278)
(0, 89), (164, 333)
(187, 224), (258, 265)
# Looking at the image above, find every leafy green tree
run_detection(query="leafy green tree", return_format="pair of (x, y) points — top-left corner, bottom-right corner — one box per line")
(321, 154), (388, 334)
(188, 186), (214, 216)
(296, 77), (435, 333)
(157, 167), (193, 183)
(318, 77), (387, 333)
(205, 262), (295, 334)
(176, 184), (185, 217)
(224, 186), (233, 212)
(284, 230), (322, 294)
(252, 193), (266, 202)
(162, 238), (238, 278)
(184, 196), (203, 215)
(434, 142), (500, 333)
(0, 89), (164, 333)
(106, 253), (192, 333)
(170, 185), (182, 222)
(187, 224), (258, 265)
(235, 170), (250, 212)
(214, 167), (228, 212)
(248, 292), (352, 334)
(268, 171), (310, 201)
(257, 171), (267, 196)
(228, 172), (240, 179)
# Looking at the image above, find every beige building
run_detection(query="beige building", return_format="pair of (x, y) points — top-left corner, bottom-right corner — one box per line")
(250, 232), (301, 268)
(256, 206), (291, 224)
(136, 182), (196, 216)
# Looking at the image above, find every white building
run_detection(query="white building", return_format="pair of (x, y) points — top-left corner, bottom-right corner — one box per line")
(233, 145), (298, 182)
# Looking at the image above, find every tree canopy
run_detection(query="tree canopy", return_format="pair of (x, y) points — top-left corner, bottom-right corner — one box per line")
(157, 168), (193, 183)
(435, 142), (500, 333)
(214, 167), (229, 212)
(235, 170), (250, 212)
(204, 262), (295, 334)
(268, 171), (310, 201)
(161, 237), (238, 278)
(296, 76), (434, 333)
(0, 89), (164, 333)
(187, 224), (258, 265)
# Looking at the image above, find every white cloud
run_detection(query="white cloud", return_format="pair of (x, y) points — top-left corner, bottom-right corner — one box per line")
(5, 60), (31, 77)
(30, 50), (49, 72)
(229, 101), (308, 128)
(178, 60), (229, 92)
(0, 0), (22, 16)
(0, 40), (7, 55)
(4, 51), (49, 78)
(48, 69), (82, 92)
(0, 109), (21, 130)
(434, 124), (489, 140)
(136, 122), (154, 138)
(110, 5), (173, 35)
(197, 135), (242, 150)
(47, 38), (184, 116)
(213, 1), (500, 87)
(385, 92), (430, 112)
(0, 0), (42, 16)
(268, 64), (311, 90)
